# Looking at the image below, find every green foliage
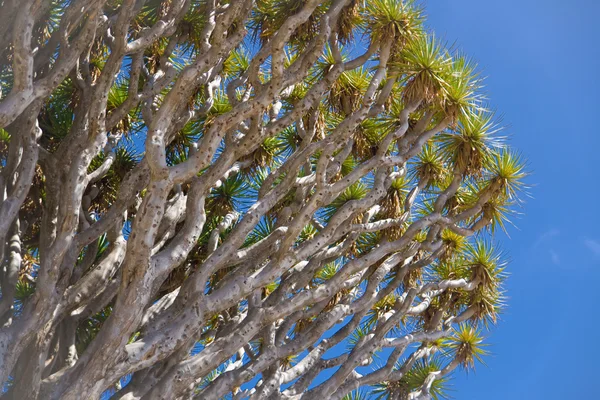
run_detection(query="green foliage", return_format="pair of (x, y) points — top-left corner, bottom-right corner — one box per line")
(445, 324), (489, 371)
(245, 216), (276, 247)
(250, 0), (328, 46)
(485, 148), (528, 201)
(88, 145), (140, 212)
(76, 306), (113, 354)
(342, 389), (370, 400)
(14, 280), (36, 302)
(396, 34), (451, 104)
(206, 173), (251, 216)
(373, 357), (451, 400)
(324, 181), (369, 220)
(365, 293), (396, 329)
(437, 109), (501, 176)
(362, 0), (424, 54)
(410, 143), (447, 188)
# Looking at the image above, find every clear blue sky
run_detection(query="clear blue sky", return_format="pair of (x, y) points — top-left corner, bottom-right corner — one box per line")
(426, 1), (600, 398)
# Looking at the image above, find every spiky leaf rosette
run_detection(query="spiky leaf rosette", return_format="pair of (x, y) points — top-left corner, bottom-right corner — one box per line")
(437, 109), (502, 177)
(445, 324), (489, 371)
(362, 0), (425, 56)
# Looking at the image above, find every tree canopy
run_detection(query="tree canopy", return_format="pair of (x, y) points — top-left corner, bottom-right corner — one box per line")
(0, 0), (526, 399)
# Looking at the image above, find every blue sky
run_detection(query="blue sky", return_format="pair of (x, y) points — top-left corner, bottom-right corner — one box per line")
(425, 1), (600, 398)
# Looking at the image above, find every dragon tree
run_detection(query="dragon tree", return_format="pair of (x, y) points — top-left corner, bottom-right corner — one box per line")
(0, 0), (526, 399)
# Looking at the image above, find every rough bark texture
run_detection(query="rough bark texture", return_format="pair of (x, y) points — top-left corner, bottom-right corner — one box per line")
(0, 1), (524, 399)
